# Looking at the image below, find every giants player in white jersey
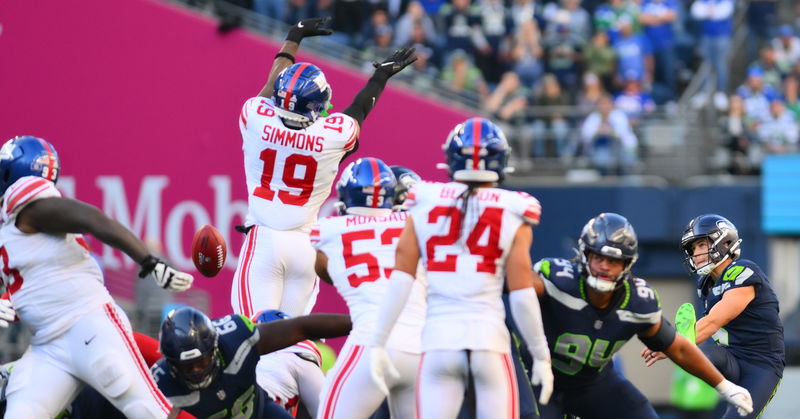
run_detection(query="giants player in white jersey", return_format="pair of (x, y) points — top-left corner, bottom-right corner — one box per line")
(0, 136), (193, 418)
(232, 17), (418, 317)
(252, 309), (325, 418)
(312, 158), (426, 419)
(368, 119), (556, 419)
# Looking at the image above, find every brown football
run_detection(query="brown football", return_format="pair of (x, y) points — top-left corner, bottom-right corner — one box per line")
(191, 225), (227, 277)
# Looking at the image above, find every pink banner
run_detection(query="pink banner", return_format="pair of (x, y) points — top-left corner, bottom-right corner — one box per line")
(0, 0), (474, 321)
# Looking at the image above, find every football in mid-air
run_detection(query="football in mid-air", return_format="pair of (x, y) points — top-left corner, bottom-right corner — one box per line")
(191, 225), (227, 277)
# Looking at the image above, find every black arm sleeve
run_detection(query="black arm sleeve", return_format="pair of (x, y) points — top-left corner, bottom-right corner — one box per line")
(639, 316), (677, 352)
(342, 72), (390, 126)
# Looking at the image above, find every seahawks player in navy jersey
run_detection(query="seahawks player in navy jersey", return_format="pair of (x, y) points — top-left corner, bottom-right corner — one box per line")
(527, 213), (753, 418)
(642, 214), (784, 418)
(152, 307), (351, 418)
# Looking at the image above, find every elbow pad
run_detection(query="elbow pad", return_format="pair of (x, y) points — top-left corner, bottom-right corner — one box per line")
(639, 316), (677, 352)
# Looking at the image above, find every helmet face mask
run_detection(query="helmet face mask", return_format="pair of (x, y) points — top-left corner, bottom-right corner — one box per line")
(578, 213), (638, 293)
(442, 118), (511, 183)
(336, 158), (397, 216)
(272, 63), (332, 129)
(159, 307), (221, 390)
(0, 136), (60, 197)
(681, 215), (742, 276)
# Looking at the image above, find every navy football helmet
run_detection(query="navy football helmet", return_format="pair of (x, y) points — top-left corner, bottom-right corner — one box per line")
(441, 118), (511, 183)
(336, 157), (397, 216)
(578, 213), (639, 293)
(159, 307), (220, 390)
(253, 309), (290, 323)
(272, 63), (332, 128)
(389, 165), (421, 210)
(0, 136), (60, 197)
(680, 214), (742, 276)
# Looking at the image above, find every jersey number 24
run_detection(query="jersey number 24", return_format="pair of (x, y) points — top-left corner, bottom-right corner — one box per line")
(426, 206), (504, 274)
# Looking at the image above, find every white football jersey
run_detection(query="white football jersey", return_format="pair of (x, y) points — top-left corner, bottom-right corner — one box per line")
(239, 97), (359, 232)
(0, 176), (113, 345)
(405, 181), (541, 352)
(311, 211), (426, 353)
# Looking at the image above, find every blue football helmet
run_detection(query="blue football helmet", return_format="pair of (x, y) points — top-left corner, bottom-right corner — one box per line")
(389, 165), (421, 209)
(578, 213), (639, 293)
(253, 309), (290, 323)
(273, 63), (332, 128)
(441, 118), (511, 183)
(336, 157), (397, 216)
(159, 307), (220, 390)
(0, 136), (60, 197)
(680, 214), (741, 276)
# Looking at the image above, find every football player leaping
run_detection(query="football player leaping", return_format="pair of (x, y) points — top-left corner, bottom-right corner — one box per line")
(312, 158), (426, 419)
(232, 16), (417, 317)
(0, 136), (193, 418)
(369, 118), (554, 419)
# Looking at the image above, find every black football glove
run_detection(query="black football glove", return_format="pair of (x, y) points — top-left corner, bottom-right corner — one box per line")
(286, 17), (333, 44)
(372, 47), (418, 78)
(139, 255), (194, 292)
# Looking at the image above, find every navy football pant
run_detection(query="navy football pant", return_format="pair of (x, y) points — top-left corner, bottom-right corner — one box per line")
(700, 343), (782, 419)
(536, 367), (658, 419)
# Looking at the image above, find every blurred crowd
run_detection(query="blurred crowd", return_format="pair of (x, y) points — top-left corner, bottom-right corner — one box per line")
(206, 0), (798, 176)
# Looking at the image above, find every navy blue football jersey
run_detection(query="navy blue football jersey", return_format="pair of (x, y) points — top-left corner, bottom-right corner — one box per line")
(151, 314), (277, 418)
(698, 259), (784, 371)
(534, 258), (663, 389)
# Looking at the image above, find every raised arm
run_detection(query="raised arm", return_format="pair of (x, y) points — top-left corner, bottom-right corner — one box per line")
(17, 197), (193, 291)
(342, 47), (418, 127)
(258, 17), (333, 98)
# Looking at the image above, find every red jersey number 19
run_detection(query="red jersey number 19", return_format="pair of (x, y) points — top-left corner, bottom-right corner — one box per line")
(253, 149), (318, 206)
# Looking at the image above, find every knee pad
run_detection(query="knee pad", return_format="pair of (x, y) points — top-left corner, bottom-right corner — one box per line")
(90, 353), (132, 398)
(121, 400), (163, 419)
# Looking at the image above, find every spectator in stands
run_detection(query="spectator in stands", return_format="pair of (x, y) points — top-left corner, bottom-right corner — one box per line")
(510, 0), (536, 27)
(690, 0), (734, 111)
(640, 0), (678, 104)
(439, 0), (478, 59)
(440, 49), (489, 101)
(772, 25), (800, 74)
(542, 0), (592, 43)
(402, 44), (438, 89)
(483, 72), (532, 169)
(530, 73), (572, 158)
(783, 76), (800, 119)
(724, 95), (758, 175)
(745, 0), (778, 64)
(580, 95), (639, 175)
(584, 30), (617, 93)
(614, 74), (656, 129)
(577, 72), (607, 115)
(594, 0), (641, 45)
(472, 0), (516, 84)
(543, 23), (584, 99)
(361, 8), (391, 49)
(612, 17), (653, 91)
(394, 1), (438, 49)
(330, 0), (367, 46)
(510, 18), (545, 86)
(404, 20), (440, 68)
(748, 45), (785, 91)
(735, 66), (780, 125)
(361, 24), (395, 72)
(252, 0), (286, 25)
(757, 98), (799, 156)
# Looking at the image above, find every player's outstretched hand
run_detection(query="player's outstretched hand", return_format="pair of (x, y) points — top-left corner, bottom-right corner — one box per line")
(531, 358), (554, 405)
(369, 346), (400, 396)
(0, 299), (15, 328)
(286, 17), (333, 43)
(640, 348), (667, 367)
(716, 379), (753, 416)
(139, 255), (194, 292)
(372, 47), (417, 78)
